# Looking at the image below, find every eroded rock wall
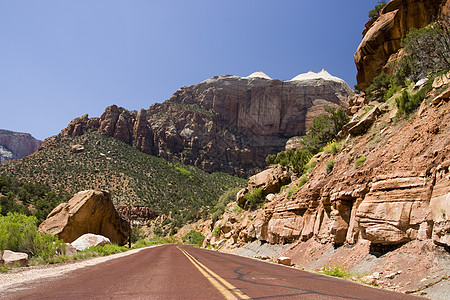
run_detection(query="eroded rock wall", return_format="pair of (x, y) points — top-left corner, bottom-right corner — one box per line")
(41, 72), (352, 176)
(206, 95), (450, 250)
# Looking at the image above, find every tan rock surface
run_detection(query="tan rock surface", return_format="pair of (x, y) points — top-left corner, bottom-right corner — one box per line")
(38, 190), (131, 245)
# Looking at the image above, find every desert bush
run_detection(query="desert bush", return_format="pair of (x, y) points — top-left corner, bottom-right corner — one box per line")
(243, 187), (265, 210)
(355, 156), (367, 169)
(267, 108), (349, 176)
(321, 265), (351, 279)
(212, 226), (221, 237)
(182, 230), (205, 246)
(298, 176), (308, 188)
(394, 23), (450, 85)
(326, 160), (334, 174)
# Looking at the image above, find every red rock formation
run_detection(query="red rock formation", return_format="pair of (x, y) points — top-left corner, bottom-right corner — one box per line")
(0, 129), (42, 163)
(354, 0), (446, 90)
(207, 93), (450, 248)
(46, 71), (351, 176)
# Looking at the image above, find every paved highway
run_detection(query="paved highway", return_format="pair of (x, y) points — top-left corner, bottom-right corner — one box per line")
(2, 244), (421, 299)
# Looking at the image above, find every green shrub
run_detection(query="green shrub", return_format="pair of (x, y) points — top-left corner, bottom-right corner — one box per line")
(287, 187), (299, 199)
(365, 71), (392, 102)
(266, 108), (349, 175)
(298, 176), (308, 188)
(355, 156), (367, 169)
(326, 160), (334, 174)
(0, 212), (64, 259)
(394, 23), (450, 84)
(396, 85), (431, 116)
(324, 140), (341, 155)
(212, 226), (221, 237)
(182, 230), (205, 246)
(321, 265), (351, 279)
(243, 187), (265, 210)
(304, 160), (317, 174)
(83, 244), (128, 256)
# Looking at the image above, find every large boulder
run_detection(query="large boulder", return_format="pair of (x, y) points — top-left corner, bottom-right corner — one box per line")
(38, 190), (131, 245)
(71, 233), (111, 251)
(248, 166), (293, 195)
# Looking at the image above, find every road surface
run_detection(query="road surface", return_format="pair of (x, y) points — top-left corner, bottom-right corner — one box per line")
(1, 244), (422, 299)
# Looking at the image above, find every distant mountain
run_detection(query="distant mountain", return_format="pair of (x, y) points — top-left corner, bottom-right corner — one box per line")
(0, 129), (42, 163)
(0, 131), (246, 224)
(40, 70), (352, 177)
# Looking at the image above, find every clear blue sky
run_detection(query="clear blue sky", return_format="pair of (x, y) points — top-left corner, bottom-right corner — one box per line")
(0, 0), (379, 141)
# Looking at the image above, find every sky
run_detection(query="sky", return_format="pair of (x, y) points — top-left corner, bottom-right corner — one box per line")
(0, 0), (380, 141)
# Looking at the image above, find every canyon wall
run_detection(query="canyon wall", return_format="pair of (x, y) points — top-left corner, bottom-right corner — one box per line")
(41, 70), (352, 176)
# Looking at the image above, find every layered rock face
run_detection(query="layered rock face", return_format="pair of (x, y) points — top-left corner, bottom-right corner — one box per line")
(354, 0), (447, 90)
(38, 190), (131, 245)
(42, 71), (352, 176)
(208, 94), (450, 249)
(0, 129), (42, 163)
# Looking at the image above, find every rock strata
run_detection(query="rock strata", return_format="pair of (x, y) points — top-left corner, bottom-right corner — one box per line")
(38, 190), (131, 245)
(42, 71), (352, 176)
(205, 91), (450, 250)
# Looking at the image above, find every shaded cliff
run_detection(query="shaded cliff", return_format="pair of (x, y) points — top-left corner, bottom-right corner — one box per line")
(0, 129), (42, 163)
(41, 70), (352, 176)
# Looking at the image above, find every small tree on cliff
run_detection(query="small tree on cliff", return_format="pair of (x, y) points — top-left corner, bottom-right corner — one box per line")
(368, 0), (387, 23)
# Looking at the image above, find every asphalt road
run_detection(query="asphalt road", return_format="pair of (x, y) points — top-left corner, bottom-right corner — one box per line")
(2, 244), (422, 299)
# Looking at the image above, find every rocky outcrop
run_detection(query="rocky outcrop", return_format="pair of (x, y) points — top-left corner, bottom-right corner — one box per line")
(116, 205), (158, 221)
(38, 190), (131, 245)
(237, 166), (293, 207)
(354, 0), (446, 90)
(43, 70), (352, 176)
(205, 88), (450, 249)
(0, 129), (41, 163)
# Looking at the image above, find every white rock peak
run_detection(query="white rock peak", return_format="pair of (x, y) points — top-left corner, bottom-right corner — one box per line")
(246, 71), (272, 80)
(290, 69), (344, 83)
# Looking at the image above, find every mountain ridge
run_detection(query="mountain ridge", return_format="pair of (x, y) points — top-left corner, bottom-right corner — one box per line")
(40, 70), (352, 177)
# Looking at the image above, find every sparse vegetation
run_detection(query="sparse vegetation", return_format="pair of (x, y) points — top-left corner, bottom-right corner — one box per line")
(0, 132), (246, 231)
(243, 187), (264, 210)
(266, 108), (349, 175)
(321, 265), (351, 279)
(298, 176), (308, 187)
(355, 156), (367, 169)
(326, 160), (334, 174)
(182, 230), (205, 246)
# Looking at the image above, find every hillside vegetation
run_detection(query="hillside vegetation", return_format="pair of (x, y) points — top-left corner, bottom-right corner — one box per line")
(0, 132), (246, 225)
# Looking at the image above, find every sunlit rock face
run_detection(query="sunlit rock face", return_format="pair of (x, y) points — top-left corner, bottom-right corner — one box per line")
(46, 70), (351, 176)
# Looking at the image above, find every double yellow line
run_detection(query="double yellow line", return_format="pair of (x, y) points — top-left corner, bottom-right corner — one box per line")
(177, 247), (250, 300)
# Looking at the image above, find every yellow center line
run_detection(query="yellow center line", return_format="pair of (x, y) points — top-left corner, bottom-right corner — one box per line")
(177, 247), (250, 300)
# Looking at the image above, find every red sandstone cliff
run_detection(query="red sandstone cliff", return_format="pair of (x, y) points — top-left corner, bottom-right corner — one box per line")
(41, 71), (352, 176)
